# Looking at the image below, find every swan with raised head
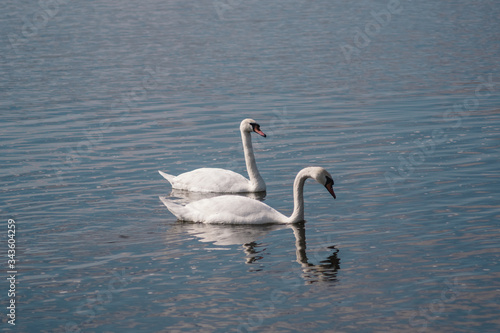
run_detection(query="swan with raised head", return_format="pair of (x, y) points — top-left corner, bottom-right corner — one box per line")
(158, 118), (266, 193)
(159, 167), (336, 224)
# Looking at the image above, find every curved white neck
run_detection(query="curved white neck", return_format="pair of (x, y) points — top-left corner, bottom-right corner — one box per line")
(288, 170), (308, 223)
(241, 130), (265, 191)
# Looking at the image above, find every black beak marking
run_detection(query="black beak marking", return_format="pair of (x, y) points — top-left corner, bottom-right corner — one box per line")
(325, 176), (336, 199)
(250, 123), (267, 137)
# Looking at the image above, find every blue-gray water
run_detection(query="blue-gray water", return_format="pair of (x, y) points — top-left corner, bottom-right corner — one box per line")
(1, 0), (499, 332)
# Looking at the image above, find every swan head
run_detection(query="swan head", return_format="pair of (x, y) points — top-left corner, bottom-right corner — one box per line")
(240, 118), (266, 137)
(306, 166), (336, 199)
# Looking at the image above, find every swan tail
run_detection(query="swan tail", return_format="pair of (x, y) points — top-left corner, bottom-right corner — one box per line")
(159, 196), (188, 221)
(158, 170), (175, 184)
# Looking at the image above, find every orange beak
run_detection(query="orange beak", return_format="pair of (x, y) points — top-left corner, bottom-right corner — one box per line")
(326, 182), (336, 199)
(254, 128), (266, 137)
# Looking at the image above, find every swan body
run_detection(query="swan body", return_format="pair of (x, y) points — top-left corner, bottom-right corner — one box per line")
(158, 118), (266, 193)
(160, 167), (336, 224)
(159, 168), (256, 193)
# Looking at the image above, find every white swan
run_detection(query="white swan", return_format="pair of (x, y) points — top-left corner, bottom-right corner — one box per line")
(159, 166), (336, 224)
(158, 118), (267, 193)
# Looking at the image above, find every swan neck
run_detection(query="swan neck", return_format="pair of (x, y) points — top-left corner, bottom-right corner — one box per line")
(288, 171), (307, 223)
(241, 130), (264, 190)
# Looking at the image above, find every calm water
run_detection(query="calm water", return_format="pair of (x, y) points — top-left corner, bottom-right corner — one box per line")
(1, 0), (499, 332)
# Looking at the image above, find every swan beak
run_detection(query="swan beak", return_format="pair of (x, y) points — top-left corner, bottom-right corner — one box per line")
(254, 128), (266, 137)
(251, 123), (267, 137)
(325, 183), (336, 199)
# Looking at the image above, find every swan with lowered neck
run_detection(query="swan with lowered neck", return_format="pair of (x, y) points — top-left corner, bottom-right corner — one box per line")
(159, 167), (336, 224)
(158, 118), (266, 193)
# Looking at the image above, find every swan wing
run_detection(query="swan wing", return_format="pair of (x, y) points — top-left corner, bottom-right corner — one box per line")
(160, 196), (287, 224)
(168, 168), (253, 193)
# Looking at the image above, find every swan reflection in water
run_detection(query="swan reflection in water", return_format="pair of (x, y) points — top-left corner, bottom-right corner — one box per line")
(167, 188), (266, 205)
(171, 222), (340, 284)
(291, 223), (340, 284)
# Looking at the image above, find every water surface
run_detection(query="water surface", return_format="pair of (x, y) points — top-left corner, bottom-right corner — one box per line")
(1, 0), (499, 332)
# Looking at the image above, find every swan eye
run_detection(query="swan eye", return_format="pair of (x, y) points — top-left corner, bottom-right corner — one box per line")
(325, 176), (334, 187)
(250, 123), (267, 137)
